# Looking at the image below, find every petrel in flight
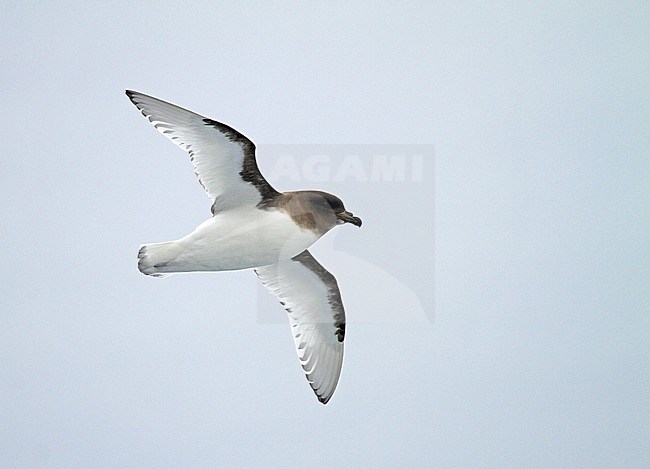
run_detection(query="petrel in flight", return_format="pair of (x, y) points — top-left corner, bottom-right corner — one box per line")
(126, 91), (362, 404)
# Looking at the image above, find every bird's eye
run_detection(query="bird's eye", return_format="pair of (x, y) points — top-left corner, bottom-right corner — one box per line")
(327, 197), (344, 212)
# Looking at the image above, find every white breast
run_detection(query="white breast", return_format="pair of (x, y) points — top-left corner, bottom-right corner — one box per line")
(168, 207), (322, 272)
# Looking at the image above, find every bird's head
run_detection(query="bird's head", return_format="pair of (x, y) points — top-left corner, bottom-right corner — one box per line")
(321, 193), (362, 228)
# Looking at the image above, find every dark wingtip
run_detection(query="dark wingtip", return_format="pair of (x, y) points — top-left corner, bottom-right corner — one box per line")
(125, 90), (140, 102)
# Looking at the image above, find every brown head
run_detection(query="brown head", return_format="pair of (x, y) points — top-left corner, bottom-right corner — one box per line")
(266, 190), (362, 235)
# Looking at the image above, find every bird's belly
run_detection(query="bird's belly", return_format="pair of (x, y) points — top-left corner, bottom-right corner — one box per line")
(174, 209), (321, 271)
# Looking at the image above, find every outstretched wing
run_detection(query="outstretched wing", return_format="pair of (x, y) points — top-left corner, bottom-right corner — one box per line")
(255, 250), (346, 404)
(126, 90), (278, 212)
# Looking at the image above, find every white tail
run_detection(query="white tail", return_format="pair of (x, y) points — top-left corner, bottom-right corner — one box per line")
(137, 241), (182, 277)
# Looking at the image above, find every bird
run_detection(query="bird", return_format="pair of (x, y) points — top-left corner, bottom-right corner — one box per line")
(126, 91), (362, 404)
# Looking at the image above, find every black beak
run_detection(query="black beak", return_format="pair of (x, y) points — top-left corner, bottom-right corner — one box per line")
(337, 211), (362, 227)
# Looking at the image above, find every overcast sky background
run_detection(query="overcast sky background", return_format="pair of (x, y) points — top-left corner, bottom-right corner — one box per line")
(1, 2), (648, 467)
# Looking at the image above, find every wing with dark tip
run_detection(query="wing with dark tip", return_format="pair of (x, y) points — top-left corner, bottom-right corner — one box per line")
(126, 90), (278, 211)
(255, 250), (346, 404)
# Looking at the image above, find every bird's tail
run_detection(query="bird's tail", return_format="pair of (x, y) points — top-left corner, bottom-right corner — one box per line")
(137, 241), (182, 277)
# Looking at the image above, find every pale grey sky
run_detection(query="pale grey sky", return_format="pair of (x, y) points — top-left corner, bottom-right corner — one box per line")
(1, 1), (648, 467)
